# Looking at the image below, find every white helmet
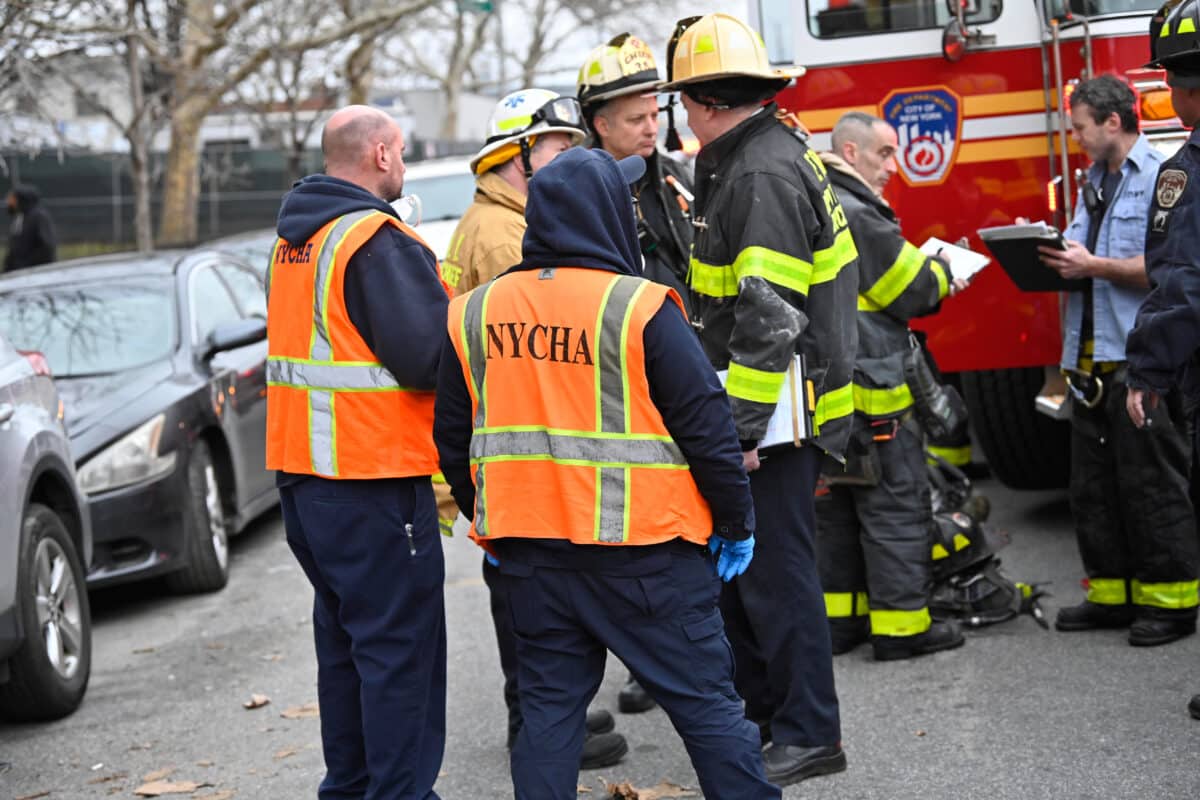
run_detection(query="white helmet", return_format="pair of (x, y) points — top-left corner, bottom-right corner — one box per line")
(470, 88), (588, 175)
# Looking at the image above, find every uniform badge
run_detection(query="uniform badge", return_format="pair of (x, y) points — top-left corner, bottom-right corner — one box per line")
(1156, 169), (1188, 209)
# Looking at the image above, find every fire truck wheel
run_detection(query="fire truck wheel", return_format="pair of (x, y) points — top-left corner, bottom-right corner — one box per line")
(960, 367), (1070, 490)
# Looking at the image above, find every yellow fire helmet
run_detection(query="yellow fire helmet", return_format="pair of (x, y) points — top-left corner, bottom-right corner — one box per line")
(577, 33), (662, 109)
(660, 13), (805, 91)
(470, 88), (587, 175)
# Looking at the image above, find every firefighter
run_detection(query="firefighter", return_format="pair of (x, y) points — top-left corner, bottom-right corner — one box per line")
(266, 105), (450, 798)
(576, 31), (693, 715)
(661, 12), (855, 786)
(815, 111), (970, 660)
(433, 147), (778, 799)
(1036, 70), (1199, 645)
(1126, 0), (1200, 710)
(577, 32), (695, 316)
(440, 89), (628, 768)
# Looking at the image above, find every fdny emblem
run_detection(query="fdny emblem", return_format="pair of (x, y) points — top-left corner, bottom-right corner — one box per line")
(1156, 169), (1188, 209)
(881, 86), (963, 187)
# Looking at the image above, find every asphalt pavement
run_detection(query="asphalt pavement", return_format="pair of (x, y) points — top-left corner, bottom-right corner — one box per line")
(1, 480), (1197, 799)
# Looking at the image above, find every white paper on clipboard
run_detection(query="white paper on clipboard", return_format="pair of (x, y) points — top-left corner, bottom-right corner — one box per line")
(717, 355), (813, 450)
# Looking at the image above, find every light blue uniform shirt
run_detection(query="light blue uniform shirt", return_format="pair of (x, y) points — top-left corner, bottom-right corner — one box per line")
(1061, 133), (1164, 368)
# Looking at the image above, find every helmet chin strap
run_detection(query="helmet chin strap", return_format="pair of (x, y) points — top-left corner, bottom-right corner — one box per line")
(519, 138), (535, 180)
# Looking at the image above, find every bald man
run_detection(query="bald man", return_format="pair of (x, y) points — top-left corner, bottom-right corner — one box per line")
(267, 105), (451, 799)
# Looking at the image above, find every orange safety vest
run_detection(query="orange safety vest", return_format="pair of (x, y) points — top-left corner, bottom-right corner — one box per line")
(446, 267), (712, 546)
(266, 208), (450, 479)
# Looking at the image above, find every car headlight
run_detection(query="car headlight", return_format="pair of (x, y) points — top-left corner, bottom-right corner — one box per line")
(77, 413), (177, 495)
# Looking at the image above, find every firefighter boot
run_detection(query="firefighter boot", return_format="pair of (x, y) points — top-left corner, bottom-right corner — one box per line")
(1189, 694), (1200, 720)
(1054, 600), (1134, 631)
(872, 620), (965, 661)
(1128, 610), (1197, 647)
(829, 618), (869, 654)
(580, 730), (629, 769)
(762, 742), (847, 786)
(617, 673), (656, 713)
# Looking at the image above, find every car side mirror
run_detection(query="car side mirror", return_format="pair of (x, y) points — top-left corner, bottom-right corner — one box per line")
(204, 318), (266, 359)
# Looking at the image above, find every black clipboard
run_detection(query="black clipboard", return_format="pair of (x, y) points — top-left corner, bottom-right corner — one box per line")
(977, 224), (1087, 292)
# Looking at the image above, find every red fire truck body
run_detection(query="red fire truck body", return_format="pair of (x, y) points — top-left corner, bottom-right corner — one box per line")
(750, 2), (1187, 487)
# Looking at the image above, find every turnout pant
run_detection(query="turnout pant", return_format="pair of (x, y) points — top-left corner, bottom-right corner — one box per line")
(1070, 379), (1199, 617)
(281, 477), (447, 800)
(720, 446), (842, 746)
(816, 422), (934, 637)
(503, 543), (779, 800)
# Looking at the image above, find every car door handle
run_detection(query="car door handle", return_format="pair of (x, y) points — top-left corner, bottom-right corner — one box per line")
(0, 404), (13, 424)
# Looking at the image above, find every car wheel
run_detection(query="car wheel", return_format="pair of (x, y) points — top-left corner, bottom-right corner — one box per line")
(0, 503), (92, 721)
(165, 440), (230, 594)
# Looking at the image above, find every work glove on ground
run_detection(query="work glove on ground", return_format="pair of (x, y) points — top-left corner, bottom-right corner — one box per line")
(708, 534), (755, 582)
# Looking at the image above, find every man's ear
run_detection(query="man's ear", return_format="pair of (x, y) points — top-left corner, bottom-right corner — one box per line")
(374, 140), (390, 172)
(592, 113), (609, 139)
(842, 140), (858, 166)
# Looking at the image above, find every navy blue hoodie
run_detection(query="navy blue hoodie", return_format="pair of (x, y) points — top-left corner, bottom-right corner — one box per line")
(433, 148), (754, 561)
(275, 174), (449, 482)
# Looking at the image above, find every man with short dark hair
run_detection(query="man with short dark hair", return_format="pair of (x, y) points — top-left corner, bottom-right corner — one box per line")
(1039, 73), (1198, 644)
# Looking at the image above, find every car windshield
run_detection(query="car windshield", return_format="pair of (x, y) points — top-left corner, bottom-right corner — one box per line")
(404, 171), (476, 221)
(0, 278), (176, 377)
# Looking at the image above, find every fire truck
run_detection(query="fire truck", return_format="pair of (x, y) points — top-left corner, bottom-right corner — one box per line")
(749, 0), (1189, 488)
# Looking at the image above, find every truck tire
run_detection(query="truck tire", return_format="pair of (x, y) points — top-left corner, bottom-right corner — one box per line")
(960, 367), (1070, 490)
(0, 503), (92, 721)
(165, 441), (230, 594)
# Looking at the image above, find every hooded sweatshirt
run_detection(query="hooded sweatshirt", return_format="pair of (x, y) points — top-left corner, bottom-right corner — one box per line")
(434, 147), (754, 565)
(274, 174), (449, 482)
(4, 184), (57, 271)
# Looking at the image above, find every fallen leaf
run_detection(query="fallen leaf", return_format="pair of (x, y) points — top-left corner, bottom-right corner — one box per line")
(242, 693), (271, 710)
(129, 742), (155, 751)
(274, 747), (299, 760)
(134, 780), (210, 796)
(915, 729), (927, 737)
(142, 767), (175, 782)
(280, 703), (320, 720)
(196, 760), (214, 767)
(261, 653), (284, 662)
(606, 781), (698, 800)
(577, 786), (593, 794)
(132, 647), (156, 654)
(205, 642), (226, 650)
(16, 792), (51, 800)
(194, 792), (236, 800)
(87, 772), (127, 784)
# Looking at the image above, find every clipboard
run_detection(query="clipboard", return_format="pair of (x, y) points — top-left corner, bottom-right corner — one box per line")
(977, 223), (1086, 292)
(717, 354), (815, 451)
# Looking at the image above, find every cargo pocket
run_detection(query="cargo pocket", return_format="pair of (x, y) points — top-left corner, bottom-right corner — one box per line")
(682, 612), (735, 689)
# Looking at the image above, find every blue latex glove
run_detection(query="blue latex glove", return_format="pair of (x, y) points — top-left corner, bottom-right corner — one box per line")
(708, 534), (755, 582)
(484, 551), (500, 568)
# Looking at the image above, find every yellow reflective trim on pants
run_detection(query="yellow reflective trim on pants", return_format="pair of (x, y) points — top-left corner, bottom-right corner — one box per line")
(727, 362), (787, 405)
(1131, 579), (1200, 610)
(870, 607), (932, 636)
(926, 444), (970, 466)
(852, 382), (913, 416)
(1086, 578), (1128, 605)
(439, 517), (454, 537)
(814, 383), (854, 428)
(812, 228), (857, 285)
(864, 241), (926, 310)
(825, 591), (870, 618)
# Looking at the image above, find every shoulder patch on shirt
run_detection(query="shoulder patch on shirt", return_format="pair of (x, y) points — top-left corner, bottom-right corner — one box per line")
(1152, 208), (1171, 233)
(1156, 169), (1188, 209)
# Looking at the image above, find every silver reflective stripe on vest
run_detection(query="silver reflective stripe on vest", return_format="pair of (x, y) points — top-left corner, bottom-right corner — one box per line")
(311, 210), (379, 363)
(471, 429), (686, 466)
(463, 285), (493, 535)
(310, 390), (335, 476)
(267, 358), (401, 391)
(463, 273), (660, 543)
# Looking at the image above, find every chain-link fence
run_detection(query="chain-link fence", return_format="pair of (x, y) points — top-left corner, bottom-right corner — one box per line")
(1, 138), (477, 252)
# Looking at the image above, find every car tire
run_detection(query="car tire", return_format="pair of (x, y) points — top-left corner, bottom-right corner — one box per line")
(0, 503), (92, 721)
(165, 440), (230, 594)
